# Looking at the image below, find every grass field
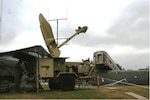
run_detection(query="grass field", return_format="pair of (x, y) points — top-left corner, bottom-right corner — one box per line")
(0, 84), (149, 99)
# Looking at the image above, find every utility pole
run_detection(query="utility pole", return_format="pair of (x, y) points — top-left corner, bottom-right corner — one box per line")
(48, 18), (67, 45)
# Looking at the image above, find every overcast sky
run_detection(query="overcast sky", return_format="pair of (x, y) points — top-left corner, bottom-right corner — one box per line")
(0, 0), (149, 70)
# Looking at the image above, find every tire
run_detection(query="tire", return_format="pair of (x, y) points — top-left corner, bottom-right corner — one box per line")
(48, 81), (59, 90)
(59, 75), (75, 91)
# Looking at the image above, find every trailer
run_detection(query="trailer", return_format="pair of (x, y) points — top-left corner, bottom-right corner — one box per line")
(37, 13), (88, 91)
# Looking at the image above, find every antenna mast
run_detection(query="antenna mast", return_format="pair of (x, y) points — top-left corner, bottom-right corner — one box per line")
(48, 18), (67, 45)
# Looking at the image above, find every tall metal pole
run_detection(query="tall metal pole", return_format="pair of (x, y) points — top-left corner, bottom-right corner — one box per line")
(36, 47), (40, 93)
(57, 20), (58, 45)
(48, 18), (67, 45)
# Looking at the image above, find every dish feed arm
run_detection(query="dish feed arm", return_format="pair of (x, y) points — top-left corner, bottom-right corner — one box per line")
(58, 26), (88, 48)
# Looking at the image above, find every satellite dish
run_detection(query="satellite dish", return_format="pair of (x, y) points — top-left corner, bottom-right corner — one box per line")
(39, 14), (60, 57)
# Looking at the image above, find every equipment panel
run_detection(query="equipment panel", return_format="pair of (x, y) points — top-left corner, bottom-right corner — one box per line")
(38, 58), (54, 78)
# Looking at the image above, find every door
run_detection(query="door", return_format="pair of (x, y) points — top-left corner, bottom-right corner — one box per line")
(37, 58), (54, 78)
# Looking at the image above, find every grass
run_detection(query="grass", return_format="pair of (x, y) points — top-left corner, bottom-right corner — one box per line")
(113, 85), (149, 98)
(0, 84), (149, 99)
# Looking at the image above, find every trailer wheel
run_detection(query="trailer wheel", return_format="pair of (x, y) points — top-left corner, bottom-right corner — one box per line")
(48, 81), (59, 90)
(59, 75), (75, 91)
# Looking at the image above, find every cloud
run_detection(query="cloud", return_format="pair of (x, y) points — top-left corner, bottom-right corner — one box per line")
(0, 0), (149, 70)
(114, 52), (149, 70)
(72, 0), (149, 49)
(1, 0), (25, 45)
(106, 0), (149, 49)
(60, 0), (149, 69)
(1, 0), (43, 48)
